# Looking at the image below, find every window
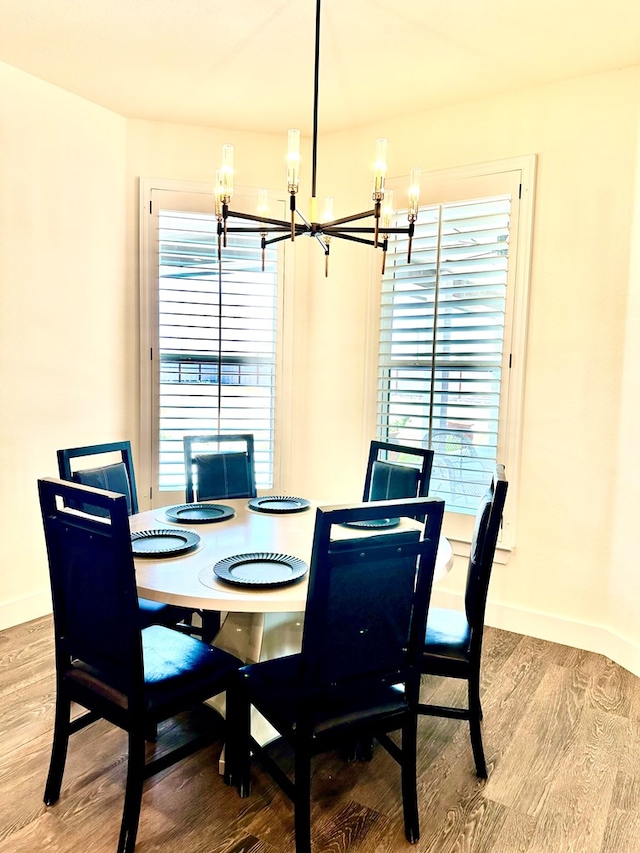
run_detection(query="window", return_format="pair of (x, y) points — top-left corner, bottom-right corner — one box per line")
(140, 180), (290, 506)
(374, 158), (535, 547)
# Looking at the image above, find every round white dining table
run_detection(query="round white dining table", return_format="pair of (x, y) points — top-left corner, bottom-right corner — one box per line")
(132, 497), (453, 613)
(132, 497), (453, 660)
(131, 497), (453, 768)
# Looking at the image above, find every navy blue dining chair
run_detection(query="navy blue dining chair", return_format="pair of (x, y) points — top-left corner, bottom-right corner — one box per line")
(38, 477), (242, 853)
(57, 441), (195, 632)
(362, 440), (434, 503)
(183, 433), (257, 502)
(418, 464), (508, 777)
(226, 495), (445, 853)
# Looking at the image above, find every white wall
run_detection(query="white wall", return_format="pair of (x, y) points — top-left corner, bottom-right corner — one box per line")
(0, 62), (128, 627)
(3, 59), (640, 678)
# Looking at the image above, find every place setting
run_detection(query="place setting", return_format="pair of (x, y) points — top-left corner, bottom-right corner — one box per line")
(212, 552), (308, 588)
(247, 496), (311, 514)
(157, 502), (236, 524)
(130, 528), (202, 557)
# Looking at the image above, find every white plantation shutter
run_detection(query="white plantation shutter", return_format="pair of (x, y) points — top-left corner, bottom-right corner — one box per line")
(378, 195), (511, 514)
(157, 209), (277, 491)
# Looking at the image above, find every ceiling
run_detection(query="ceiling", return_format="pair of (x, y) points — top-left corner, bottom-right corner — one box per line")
(1, 0), (640, 135)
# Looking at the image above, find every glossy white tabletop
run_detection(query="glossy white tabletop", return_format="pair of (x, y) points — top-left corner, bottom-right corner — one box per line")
(132, 498), (453, 614)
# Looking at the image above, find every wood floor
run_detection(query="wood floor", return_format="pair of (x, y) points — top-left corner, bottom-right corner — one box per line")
(1, 616), (639, 853)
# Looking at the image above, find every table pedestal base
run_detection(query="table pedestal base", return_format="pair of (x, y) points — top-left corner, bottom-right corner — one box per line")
(208, 610), (305, 773)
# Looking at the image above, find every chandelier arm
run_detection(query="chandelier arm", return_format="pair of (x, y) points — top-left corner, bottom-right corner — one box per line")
(264, 232), (301, 247)
(328, 232), (378, 248)
(224, 225), (292, 234)
(224, 209), (296, 229)
(293, 208), (313, 230)
(322, 209), (377, 227)
(324, 225), (411, 235)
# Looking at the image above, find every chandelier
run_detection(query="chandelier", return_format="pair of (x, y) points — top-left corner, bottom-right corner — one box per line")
(214, 0), (421, 277)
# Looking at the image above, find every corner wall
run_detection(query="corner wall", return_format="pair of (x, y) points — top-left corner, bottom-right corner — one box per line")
(301, 67), (640, 674)
(0, 62), (128, 628)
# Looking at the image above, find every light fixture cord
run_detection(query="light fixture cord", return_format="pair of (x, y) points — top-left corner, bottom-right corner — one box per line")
(311, 0), (321, 200)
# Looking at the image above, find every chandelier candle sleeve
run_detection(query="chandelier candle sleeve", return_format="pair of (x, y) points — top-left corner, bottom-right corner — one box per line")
(258, 188), (269, 272)
(287, 129), (301, 240)
(380, 189), (394, 276)
(408, 167), (421, 219)
(214, 171), (223, 218)
(287, 130), (301, 193)
(382, 190), (394, 230)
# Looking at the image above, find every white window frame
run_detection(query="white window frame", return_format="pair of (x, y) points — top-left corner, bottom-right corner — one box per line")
(139, 177), (295, 508)
(364, 155), (536, 559)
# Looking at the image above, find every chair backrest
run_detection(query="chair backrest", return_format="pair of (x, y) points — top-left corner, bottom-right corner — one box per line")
(38, 477), (143, 699)
(183, 434), (256, 502)
(362, 440), (434, 503)
(57, 441), (138, 516)
(464, 464), (509, 637)
(300, 496), (444, 701)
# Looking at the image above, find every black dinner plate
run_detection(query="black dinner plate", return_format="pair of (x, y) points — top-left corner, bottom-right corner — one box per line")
(131, 528), (201, 557)
(248, 496), (310, 514)
(213, 552), (308, 587)
(163, 503), (235, 524)
(341, 517), (400, 530)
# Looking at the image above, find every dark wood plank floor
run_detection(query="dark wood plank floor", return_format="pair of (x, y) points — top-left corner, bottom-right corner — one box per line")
(1, 616), (639, 853)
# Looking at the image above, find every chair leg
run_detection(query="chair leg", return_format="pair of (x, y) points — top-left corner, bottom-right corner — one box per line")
(226, 676), (252, 795)
(117, 732), (146, 853)
(293, 747), (312, 853)
(44, 687), (72, 805)
(358, 735), (374, 761)
(400, 714), (420, 844)
(468, 674), (487, 778)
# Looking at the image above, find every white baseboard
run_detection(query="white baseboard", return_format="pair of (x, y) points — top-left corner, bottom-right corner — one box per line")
(430, 589), (640, 679)
(0, 591), (52, 632)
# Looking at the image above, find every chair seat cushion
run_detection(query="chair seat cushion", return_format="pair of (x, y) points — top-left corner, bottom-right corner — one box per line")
(67, 627), (241, 718)
(142, 625), (241, 710)
(241, 654), (409, 739)
(424, 608), (471, 662)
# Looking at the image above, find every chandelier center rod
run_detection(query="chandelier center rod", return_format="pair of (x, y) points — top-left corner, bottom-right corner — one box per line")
(311, 0), (322, 201)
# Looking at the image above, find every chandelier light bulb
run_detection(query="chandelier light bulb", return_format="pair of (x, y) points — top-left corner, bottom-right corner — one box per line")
(373, 138), (388, 199)
(408, 166), (421, 220)
(287, 129), (301, 194)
